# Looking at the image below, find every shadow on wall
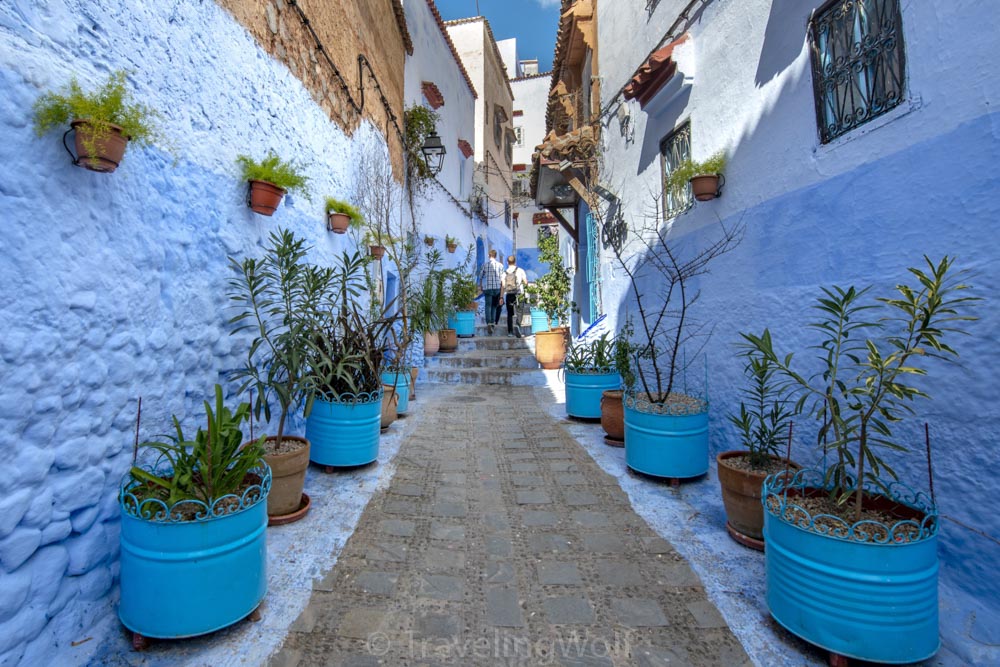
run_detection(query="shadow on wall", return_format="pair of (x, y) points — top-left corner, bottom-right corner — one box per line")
(637, 85), (691, 176)
(755, 0), (810, 87)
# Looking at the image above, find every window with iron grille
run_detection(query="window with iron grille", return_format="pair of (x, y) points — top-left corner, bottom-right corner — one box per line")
(659, 122), (692, 220)
(809, 0), (906, 144)
(514, 126), (524, 147)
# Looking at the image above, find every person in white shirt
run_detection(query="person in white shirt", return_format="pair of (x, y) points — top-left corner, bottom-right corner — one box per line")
(501, 255), (528, 337)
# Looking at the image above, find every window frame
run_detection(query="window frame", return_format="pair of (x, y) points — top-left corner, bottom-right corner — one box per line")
(808, 0), (907, 144)
(659, 121), (693, 220)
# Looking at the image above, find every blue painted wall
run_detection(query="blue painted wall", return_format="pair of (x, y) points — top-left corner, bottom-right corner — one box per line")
(603, 111), (1000, 659)
(0, 2), (399, 664)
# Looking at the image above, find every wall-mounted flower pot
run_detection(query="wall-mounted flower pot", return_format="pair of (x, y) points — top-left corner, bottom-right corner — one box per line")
(623, 393), (709, 479)
(370, 245), (386, 260)
(328, 212), (350, 233)
(381, 370), (411, 414)
(438, 328), (458, 352)
(530, 309), (550, 334)
(534, 330), (566, 369)
(446, 242), (457, 253)
(763, 470), (940, 663)
(689, 174), (723, 201)
(424, 237), (435, 247)
(261, 436), (310, 520)
(564, 369), (622, 419)
(70, 119), (128, 173)
(305, 391), (382, 467)
(248, 180), (287, 216)
(600, 390), (625, 446)
(118, 464), (270, 641)
(717, 451), (799, 549)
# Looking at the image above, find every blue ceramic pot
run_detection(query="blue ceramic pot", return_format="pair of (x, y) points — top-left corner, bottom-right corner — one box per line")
(380, 370), (410, 414)
(530, 308), (550, 334)
(453, 311), (475, 337)
(622, 393), (709, 478)
(564, 369), (621, 419)
(763, 470), (939, 663)
(306, 391), (382, 467)
(119, 465), (270, 638)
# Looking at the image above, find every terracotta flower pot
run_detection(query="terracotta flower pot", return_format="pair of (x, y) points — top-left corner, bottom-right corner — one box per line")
(438, 328), (458, 352)
(410, 367), (419, 400)
(71, 119), (129, 173)
(260, 435), (310, 519)
(248, 180), (287, 216)
(690, 174), (721, 201)
(534, 329), (567, 370)
(424, 237), (435, 247)
(446, 243), (457, 253)
(381, 385), (398, 430)
(327, 212), (350, 233)
(600, 390), (625, 445)
(370, 245), (386, 260)
(717, 450), (799, 549)
(423, 331), (440, 358)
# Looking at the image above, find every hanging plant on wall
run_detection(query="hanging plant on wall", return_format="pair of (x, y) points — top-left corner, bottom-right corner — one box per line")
(236, 152), (310, 216)
(32, 70), (162, 173)
(325, 197), (363, 234)
(667, 151), (727, 202)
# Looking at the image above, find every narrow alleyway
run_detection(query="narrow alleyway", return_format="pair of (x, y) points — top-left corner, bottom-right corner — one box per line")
(269, 381), (750, 666)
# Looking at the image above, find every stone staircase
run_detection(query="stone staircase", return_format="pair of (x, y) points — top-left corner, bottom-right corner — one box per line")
(421, 324), (549, 386)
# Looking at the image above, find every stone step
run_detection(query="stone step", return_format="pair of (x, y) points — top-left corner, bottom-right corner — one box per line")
(456, 336), (532, 352)
(425, 350), (538, 370)
(422, 366), (549, 386)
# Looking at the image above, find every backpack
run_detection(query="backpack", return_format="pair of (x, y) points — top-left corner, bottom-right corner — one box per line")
(503, 269), (520, 294)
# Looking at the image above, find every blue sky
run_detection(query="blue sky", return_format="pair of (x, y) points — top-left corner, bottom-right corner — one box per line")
(433, 0), (561, 73)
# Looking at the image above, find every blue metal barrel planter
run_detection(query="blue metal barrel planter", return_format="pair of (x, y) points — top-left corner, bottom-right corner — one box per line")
(118, 464), (270, 639)
(453, 311), (475, 337)
(305, 390), (383, 467)
(763, 469), (939, 663)
(564, 369), (621, 419)
(380, 370), (410, 414)
(530, 308), (550, 334)
(622, 392), (709, 478)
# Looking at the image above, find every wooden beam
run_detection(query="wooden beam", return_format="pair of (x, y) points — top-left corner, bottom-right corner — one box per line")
(546, 206), (578, 242)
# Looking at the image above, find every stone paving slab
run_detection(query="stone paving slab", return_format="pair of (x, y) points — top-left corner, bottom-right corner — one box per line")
(271, 385), (748, 666)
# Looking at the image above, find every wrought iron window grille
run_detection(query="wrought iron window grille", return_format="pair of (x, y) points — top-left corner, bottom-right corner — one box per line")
(809, 0), (907, 144)
(659, 122), (693, 220)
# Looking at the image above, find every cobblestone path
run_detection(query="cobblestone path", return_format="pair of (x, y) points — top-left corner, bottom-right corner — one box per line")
(271, 384), (750, 666)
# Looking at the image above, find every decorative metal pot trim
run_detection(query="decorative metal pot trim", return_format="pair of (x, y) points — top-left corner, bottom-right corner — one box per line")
(316, 388), (384, 406)
(762, 468), (938, 544)
(120, 462), (272, 523)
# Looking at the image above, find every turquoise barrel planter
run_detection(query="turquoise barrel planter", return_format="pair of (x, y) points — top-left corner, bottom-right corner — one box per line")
(564, 369), (621, 419)
(622, 394), (709, 478)
(763, 470), (940, 663)
(306, 391), (382, 467)
(453, 311), (475, 337)
(119, 464), (270, 638)
(530, 308), (550, 334)
(381, 370), (410, 414)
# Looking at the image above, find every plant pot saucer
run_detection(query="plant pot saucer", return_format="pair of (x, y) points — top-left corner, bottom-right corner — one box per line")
(726, 521), (765, 551)
(268, 493), (311, 526)
(603, 435), (625, 448)
(380, 425), (391, 433)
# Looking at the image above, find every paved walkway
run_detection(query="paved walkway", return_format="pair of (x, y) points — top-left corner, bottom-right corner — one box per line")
(271, 384), (749, 666)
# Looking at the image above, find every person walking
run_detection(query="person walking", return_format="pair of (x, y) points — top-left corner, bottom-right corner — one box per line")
(478, 249), (505, 335)
(502, 255), (528, 337)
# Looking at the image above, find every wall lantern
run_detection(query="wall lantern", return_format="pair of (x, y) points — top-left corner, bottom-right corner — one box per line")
(420, 131), (446, 176)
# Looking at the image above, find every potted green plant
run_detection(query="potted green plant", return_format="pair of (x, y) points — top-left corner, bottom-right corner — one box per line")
(236, 152), (310, 216)
(563, 332), (621, 420)
(412, 250), (449, 357)
(424, 235), (435, 247)
(119, 385), (269, 648)
(305, 249), (395, 469)
(325, 197), (362, 234)
(445, 234), (459, 253)
(228, 228), (331, 523)
(32, 70), (161, 173)
(446, 250), (479, 338)
(742, 256), (978, 663)
(667, 151), (726, 202)
(601, 319), (636, 447)
(533, 232), (574, 369)
(718, 350), (799, 550)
